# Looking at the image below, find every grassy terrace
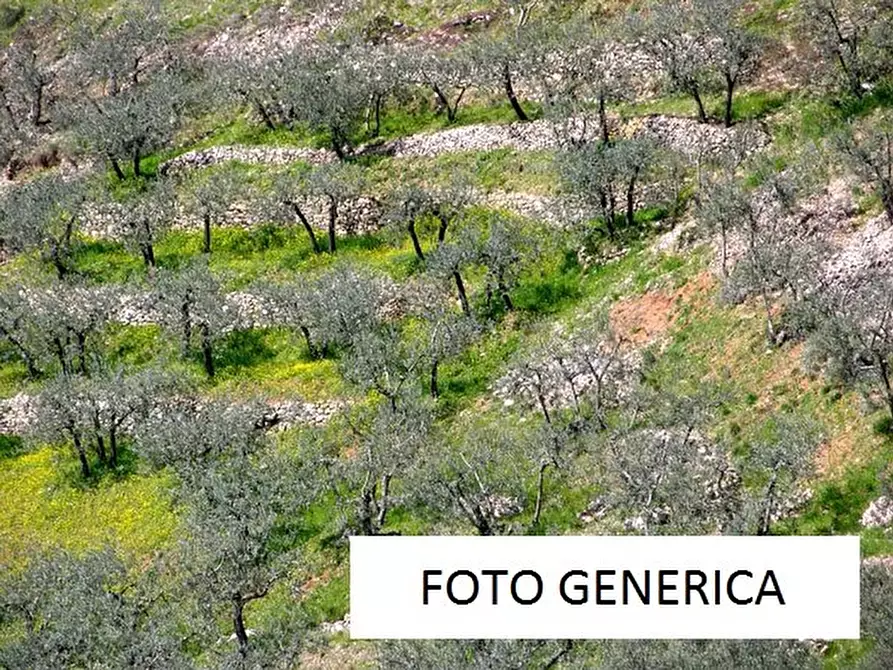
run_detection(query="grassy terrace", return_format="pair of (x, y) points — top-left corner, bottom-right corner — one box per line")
(2, 0), (893, 659)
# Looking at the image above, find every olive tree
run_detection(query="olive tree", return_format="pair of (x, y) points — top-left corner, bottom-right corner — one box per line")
(426, 236), (476, 317)
(135, 398), (310, 661)
(404, 281), (480, 399)
(412, 44), (480, 124)
(861, 560), (893, 668)
(31, 367), (179, 477)
(805, 265), (893, 420)
(378, 639), (581, 670)
(153, 260), (228, 378)
(741, 414), (823, 536)
(263, 170), (324, 254)
(326, 394), (435, 535)
(268, 44), (371, 159)
(407, 421), (531, 536)
(695, 0), (764, 127)
(591, 387), (742, 535)
(28, 280), (117, 377)
(305, 263), (395, 354)
(709, 162), (827, 344)
(0, 280), (116, 380)
(597, 639), (820, 670)
(383, 176), (475, 262)
(223, 51), (292, 132)
(558, 138), (658, 238)
(179, 169), (241, 255)
(498, 309), (630, 431)
(341, 322), (428, 411)
(474, 212), (535, 313)
(74, 71), (186, 180)
(299, 162), (366, 254)
(0, 285), (43, 378)
(0, 171), (93, 279)
(72, 7), (185, 179)
(0, 549), (190, 670)
(0, 20), (58, 131)
(254, 280), (321, 358)
(114, 179), (176, 271)
(538, 17), (633, 146)
(632, 2), (715, 124)
(465, 7), (549, 123)
(833, 111), (893, 225)
(803, 0), (893, 99)
(633, 0), (762, 126)
(350, 41), (408, 139)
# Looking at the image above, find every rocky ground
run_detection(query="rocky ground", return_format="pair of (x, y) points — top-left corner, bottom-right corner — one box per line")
(161, 113), (770, 175)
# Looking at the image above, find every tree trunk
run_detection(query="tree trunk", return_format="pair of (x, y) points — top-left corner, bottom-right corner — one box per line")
(53, 336), (69, 376)
(232, 596), (249, 657)
(876, 355), (893, 421)
(437, 214), (449, 245)
(50, 244), (68, 280)
(366, 94), (383, 137)
(202, 212), (212, 254)
(132, 146), (142, 179)
(454, 271), (470, 316)
(881, 181), (893, 226)
(693, 88), (709, 124)
(73, 432), (90, 479)
(358, 489), (376, 536)
(761, 292), (777, 345)
(327, 197), (337, 254)
(503, 62), (529, 122)
(374, 95), (382, 137)
(141, 242), (156, 270)
(377, 473), (392, 528)
(600, 189), (616, 238)
(431, 84), (450, 117)
(300, 325), (317, 359)
(598, 94), (610, 145)
(180, 299), (192, 358)
(408, 220), (425, 261)
(28, 85), (44, 127)
(430, 359), (439, 399)
(291, 202), (321, 254)
(626, 170), (639, 229)
(498, 278), (513, 312)
(0, 327), (39, 378)
(77, 332), (88, 376)
(109, 424), (118, 469)
(92, 414), (106, 465)
(109, 156), (125, 181)
(255, 101), (276, 131)
(532, 462), (548, 526)
(758, 467), (780, 536)
(200, 324), (214, 378)
(724, 74), (735, 128)
(330, 126), (347, 161)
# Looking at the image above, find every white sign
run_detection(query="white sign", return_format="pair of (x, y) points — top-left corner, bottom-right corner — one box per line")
(349, 536), (860, 640)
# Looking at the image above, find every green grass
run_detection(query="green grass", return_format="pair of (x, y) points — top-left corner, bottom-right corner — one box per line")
(210, 329), (346, 400)
(365, 148), (559, 195)
(622, 88), (793, 124)
(0, 448), (178, 567)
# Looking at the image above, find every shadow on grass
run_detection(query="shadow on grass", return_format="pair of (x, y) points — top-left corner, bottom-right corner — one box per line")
(0, 434), (23, 460)
(212, 329), (278, 375)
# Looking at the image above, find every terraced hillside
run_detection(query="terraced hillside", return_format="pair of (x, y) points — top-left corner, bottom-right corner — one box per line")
(1, 0), (893, 668)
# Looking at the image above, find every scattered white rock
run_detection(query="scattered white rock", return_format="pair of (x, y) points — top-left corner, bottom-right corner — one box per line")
(320, 614), (350, 635)
(862, 496), (893, 529)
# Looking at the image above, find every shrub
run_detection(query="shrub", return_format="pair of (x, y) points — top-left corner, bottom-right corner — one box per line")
(873, 415), (893, 437)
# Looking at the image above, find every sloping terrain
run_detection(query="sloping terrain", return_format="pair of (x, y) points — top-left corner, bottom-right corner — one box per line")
(1, 0), (893, 668)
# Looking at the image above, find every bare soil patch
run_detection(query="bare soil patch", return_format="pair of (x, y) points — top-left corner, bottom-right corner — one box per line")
(610, 272), (714, 346)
